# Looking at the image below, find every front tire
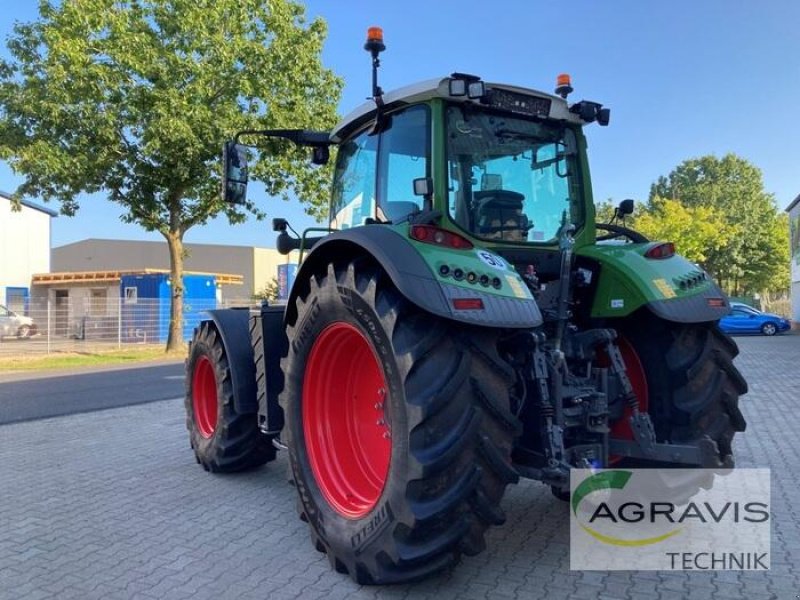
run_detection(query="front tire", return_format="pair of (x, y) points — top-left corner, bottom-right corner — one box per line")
(618, 315), (747, 468)
(761, 322), (777, 336)
(280, 259), (520, 584)
(185, 321), (276, 472)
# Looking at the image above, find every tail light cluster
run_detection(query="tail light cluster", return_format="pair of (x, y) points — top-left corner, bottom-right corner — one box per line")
(410, 225), (473, 250)
(644, 242), (675, 260)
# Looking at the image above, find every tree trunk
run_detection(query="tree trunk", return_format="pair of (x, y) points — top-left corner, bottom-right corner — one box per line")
(165, 230), (186, 353)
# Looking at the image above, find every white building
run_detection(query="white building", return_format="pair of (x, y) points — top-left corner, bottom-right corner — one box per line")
(0, 192), (56, 312)
(788, 193), (800, 326)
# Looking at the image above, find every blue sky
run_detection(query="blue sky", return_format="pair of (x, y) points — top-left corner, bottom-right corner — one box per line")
(1, 0), (798, 248)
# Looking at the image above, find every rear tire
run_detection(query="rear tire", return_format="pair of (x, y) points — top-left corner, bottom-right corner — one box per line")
(280, 259), (520, 584)
(618, 315), (747, 468)
(185, 321), (276, 472)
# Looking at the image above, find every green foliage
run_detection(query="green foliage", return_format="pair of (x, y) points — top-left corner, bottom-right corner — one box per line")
(635, 197), (737, 266)
(594, 199), (617, 224)
(0, 0), (342, 349)
(0, 0), (342, 224)
(647, 154), (789, 296)
(253, 277), (280, 302)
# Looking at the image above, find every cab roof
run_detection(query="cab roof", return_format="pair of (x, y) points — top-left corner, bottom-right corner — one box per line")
(330, 75), (583, 141)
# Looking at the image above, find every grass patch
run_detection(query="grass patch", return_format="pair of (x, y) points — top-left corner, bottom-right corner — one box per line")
(0, 346), (185, 372)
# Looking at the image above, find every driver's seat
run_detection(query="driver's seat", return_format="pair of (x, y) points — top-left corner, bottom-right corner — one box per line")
(474, 190), (529, 241)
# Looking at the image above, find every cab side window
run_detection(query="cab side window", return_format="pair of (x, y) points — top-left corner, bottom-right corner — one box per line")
(377, 105), (429, 222)
(330, 105), (430, 228)
(330, 131), (378, 230)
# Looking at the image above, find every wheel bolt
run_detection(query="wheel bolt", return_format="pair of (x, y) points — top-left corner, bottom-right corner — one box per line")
(374, 402), (383, 410)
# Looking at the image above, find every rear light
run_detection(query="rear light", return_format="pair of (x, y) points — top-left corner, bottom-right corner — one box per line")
(644, 242), (675, 260)
(410, 225), (473, 250)
(707, 298), (726, 308)
(452, 298), (484, 310)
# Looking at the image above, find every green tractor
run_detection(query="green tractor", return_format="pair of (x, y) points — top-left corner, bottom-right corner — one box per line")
(185, 28), (747, 584)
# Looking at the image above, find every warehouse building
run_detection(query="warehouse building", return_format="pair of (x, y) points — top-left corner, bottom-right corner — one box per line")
(788, 193), (800, 326)
(52, 238), (293, 299)
(30, 269), (243, 341)
(0, 192), (56, 312)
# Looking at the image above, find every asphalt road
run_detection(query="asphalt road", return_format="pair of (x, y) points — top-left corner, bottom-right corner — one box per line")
(0, 361), (185, 425)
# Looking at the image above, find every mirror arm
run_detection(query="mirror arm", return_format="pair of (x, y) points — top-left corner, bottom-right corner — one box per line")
(234, 129), (332, 148)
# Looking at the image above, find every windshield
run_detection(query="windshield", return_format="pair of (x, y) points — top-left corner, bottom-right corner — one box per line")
(446, 105), (583, 243)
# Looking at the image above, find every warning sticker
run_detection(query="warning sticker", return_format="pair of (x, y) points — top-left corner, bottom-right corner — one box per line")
(653, 278), (677, 299)
(505, 275), (531, 299)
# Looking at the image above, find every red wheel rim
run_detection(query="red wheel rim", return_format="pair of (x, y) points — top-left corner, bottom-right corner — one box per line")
(598, 337), (649, 464)
(192, 355), (218, 438)
(303, 322), (391, 519)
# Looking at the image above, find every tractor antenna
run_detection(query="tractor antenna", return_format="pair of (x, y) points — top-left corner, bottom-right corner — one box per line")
(364, 26), (385, 106)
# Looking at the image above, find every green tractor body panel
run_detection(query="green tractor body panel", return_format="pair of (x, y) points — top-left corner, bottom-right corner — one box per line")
(286, 223), (543, 330)
(577, 243), (730, 322)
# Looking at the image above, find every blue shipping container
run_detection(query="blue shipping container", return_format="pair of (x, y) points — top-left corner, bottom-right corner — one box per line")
(120, 274), (216, 343)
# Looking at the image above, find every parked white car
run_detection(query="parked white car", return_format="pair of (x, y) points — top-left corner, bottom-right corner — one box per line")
(0, 304), (38, 339)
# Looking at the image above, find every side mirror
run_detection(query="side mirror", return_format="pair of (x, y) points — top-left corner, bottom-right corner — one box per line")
(618, 199), (635, 216)
(222, 141), (248, 204)
(276, 231), (301, 255)
(413, 177), (432, 197)
(311, 145), (329, 165)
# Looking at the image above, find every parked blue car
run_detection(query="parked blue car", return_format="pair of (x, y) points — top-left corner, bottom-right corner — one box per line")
(719, 303), (792, 336)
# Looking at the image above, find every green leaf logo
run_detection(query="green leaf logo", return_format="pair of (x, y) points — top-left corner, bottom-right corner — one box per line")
(572, 470), (682, 547)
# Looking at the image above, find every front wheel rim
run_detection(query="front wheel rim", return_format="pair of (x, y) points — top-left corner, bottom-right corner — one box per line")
(192, 355), (218, 438)
(764, 324), (776, 335)
(302, 322), (391, 519)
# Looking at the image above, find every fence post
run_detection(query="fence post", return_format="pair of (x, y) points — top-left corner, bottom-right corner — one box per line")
(47, 296), (51, 355)
(118, 297), (122, 350)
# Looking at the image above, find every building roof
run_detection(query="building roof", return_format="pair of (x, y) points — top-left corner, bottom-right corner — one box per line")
(786, 193), (800, 214)
(0, 190), (58, 217)
(31, 269), (244, 286)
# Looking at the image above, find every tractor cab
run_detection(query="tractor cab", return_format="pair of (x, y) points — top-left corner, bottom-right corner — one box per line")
(223, 27), (611, 266)
(326, 73), (606, 251)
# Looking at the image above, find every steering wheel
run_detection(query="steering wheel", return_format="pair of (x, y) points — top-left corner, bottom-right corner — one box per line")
(595, 223), (649, 243)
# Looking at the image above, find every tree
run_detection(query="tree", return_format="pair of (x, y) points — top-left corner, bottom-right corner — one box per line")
(649, 154), (789, 296)
(253, 277), (280, 302)
(0, 0), (342, 351)
(593, 199), (618, 224)
(634, 196), (738, 267)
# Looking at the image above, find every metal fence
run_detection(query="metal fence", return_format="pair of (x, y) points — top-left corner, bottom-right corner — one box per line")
(0, 297), (261, 356)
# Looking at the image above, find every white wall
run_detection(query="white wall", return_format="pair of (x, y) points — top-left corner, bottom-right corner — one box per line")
(790, 202), (800, 324)
(0, 198), (51, 306)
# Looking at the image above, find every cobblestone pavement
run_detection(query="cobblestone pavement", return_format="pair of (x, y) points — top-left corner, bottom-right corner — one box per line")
(1, 335), (798, 600)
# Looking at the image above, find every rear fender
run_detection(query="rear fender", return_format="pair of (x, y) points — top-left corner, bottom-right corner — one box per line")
(202, 309), (258, 414)
(285, 226), (543, 330)
(577, 244), (730, 323)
